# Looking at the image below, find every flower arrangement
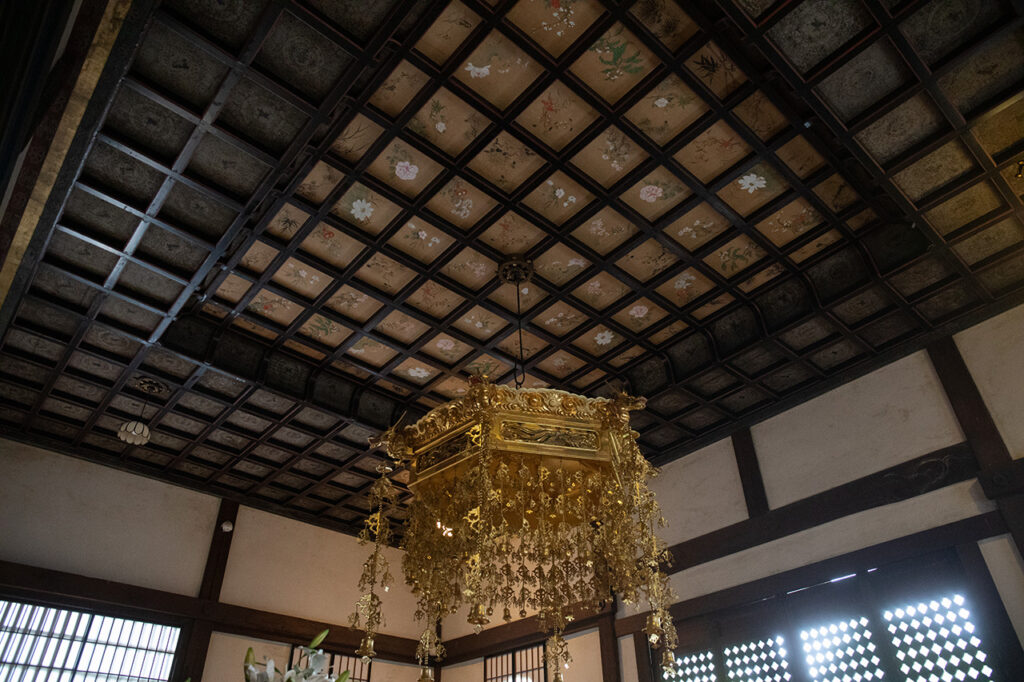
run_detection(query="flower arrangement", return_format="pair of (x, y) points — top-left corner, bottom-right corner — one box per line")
(242, 630), (350, 682)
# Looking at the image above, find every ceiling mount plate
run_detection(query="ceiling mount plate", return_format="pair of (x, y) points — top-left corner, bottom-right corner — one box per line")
(497, 257), (534, 286)
(134, 377), (169, 396)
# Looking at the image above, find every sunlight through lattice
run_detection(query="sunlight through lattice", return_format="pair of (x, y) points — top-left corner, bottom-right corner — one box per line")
(800, 616), (884, 681)
(723, 636), (792, 682)
(664, 650), (716, 682)
(883, 594), (994, 682)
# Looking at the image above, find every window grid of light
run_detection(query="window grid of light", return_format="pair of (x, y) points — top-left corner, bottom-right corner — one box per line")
(800, 617), (884, 681)
(883, 594), (994, 682)
(484, 642), (544, 682)
(723, 636), (792, 682)
(0, 599), (180, 682)
(664, 650), (716, 682)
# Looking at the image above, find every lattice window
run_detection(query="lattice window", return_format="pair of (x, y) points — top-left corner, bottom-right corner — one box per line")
(723, 636), (792, 682)
(664, 650), (717, 682)
(288, 647), (370, 682)
(800, 617), (884, 681)
(0, 599), (180, 681)
(484, 642), (545, 682)
(883, 594), (994, 682)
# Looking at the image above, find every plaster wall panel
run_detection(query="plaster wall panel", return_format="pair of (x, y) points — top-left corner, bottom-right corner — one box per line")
(204, 632), (290, 682)
(619, 634), (639, 682)
(565, 628), (603, 681)
(659, 479), (993, 606)
(441, 658), (484, 682)
(651, 438), (748, 545)
(954, 303), (1024, 459)
(751, 351), (963, 508)
(0, 439), (219, 596)
(219, 506), (422, 639)
(978, 534), (1024, 648)
(372, 660), (422, 682)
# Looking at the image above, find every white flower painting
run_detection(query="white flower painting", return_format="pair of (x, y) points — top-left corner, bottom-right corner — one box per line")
(738, 173), (767, 194)
(350, 199), (374, 221)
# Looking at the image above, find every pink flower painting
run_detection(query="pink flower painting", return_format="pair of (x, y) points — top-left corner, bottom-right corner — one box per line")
(395, 161), (419, 181)
(639, 184), (664, 203)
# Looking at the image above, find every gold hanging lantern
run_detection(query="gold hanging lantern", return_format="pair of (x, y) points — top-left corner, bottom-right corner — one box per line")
(350, 379), (679, 677)
(349, 260), (679, 679)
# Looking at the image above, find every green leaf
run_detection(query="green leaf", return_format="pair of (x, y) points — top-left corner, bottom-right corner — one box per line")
(243, 647), (256, 682)
(337, 672), (350, 682)
(308, 628), (329, 649)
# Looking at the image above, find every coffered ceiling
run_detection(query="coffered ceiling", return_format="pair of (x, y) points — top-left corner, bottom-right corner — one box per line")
(1, 0), (1023, 535)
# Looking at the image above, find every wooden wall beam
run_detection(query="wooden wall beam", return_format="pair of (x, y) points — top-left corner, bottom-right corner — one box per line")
(955, 542), (1024, 674)
(666, 442), (977, 572)
(927, 338), (1012, 469)
(731, 428), (769, 517)
(632, 632), (653, 682)
(0, 559), (419, 663)
(618, 510), (1007, 637)
(928, 337), (1024, 557)
(598, 609), (621, 682)
(179, 619), (214, 682)
(199, 499), (239, 602)
(182, 498), (239, 680)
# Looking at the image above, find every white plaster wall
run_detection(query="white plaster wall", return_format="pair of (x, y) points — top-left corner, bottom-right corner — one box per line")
(978, 534), (1024, 648)
(0, 438), (219, 596)
(618, 634), (638, 682)
(752, 351), (963, 508)
(665, 479), (993, 603)
(955, 304), (1024, 460)
(203, 631), (291, 682)
(441, 658), (483, 682)
(372, 659), (421, 682)
(564, 628), (602, 682)
(651, 438), (748, 545)
(219, 506), (423, 639)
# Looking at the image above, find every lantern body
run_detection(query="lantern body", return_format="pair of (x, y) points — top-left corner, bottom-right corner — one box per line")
(351, 380), (678, 677)
(117, 420), (150, 445)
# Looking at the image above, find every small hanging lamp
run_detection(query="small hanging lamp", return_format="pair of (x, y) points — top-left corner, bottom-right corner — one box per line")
(117, 420), (150, 445)
(116, 377), (167, 446)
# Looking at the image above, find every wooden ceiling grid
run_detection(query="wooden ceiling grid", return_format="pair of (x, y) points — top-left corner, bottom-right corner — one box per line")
(0, 0), (1023, 534)
(720, 0), (1024, 293)
(198, 0), (887, 406)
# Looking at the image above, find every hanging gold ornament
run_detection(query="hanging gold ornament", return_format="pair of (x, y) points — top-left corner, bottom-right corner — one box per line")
(350, 378), (679, 677)
(351, 259), (678, 679)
